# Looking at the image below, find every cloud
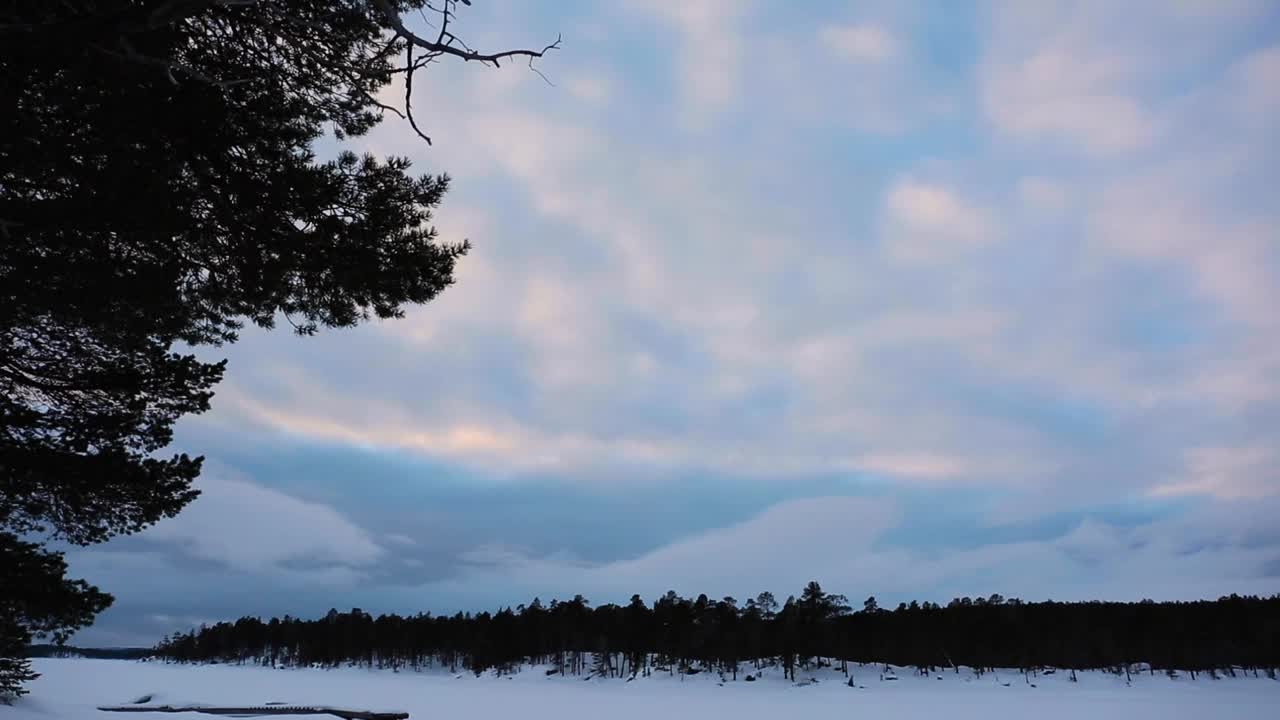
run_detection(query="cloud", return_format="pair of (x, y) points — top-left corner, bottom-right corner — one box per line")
(851, 453), (986, 481)
(1016, 177), (1070, 215)
(1166, 0), (1272, 22)
(589, 497), (900, 596)
(142, 468), (384, 575)
(418, 494), (1280, 607)
(882, 180), (997, 261)
(819, 23), (897, 63)
(981, 53), (1152, 154)
(1233, 45), (1280, 114)
(626, 0), (746, 123)
(979, 3), (1154, 154)
(564, 71), (613, 105)
(743, 9), (950, 134)
(383, 533), (418, 547)
(1090, 187), (1278, 334)
(979, 1), (1272, 155)
(1151, 446), (1280, 500)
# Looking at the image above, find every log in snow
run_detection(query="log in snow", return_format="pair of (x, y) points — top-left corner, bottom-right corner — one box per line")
(97, 704), (408, 720)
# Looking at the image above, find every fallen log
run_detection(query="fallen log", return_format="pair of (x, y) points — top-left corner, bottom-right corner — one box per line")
(98, 704), (408, 720)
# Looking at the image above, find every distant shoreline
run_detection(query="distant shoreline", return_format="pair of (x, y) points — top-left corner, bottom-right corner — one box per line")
(24, 645), (152, 661)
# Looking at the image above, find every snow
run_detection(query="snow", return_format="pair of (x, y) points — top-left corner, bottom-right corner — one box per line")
(6, 658), (1278, 719)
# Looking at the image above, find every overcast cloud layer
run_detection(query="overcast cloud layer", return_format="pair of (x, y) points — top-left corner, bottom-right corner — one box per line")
(66, 0), (1280, 646)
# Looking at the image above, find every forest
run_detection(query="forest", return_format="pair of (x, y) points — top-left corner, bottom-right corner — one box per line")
(154, 583), (1280, 682)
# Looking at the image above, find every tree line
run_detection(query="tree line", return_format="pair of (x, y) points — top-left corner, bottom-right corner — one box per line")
(154, 583), (1280, 682)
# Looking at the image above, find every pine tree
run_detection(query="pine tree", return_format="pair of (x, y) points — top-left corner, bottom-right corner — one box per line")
(1, 0), (555, 696)
(0, 534), (110, 701)
(754, 591), (779, 620)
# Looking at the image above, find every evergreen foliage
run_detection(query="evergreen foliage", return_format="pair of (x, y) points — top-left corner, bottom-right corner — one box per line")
(1, 0), (552, 698)
(0, 534), (111, 701)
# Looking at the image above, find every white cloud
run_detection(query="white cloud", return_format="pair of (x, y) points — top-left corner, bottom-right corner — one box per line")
(982, 60), (1152, 153)
(886, 181), (992, 239)
(565, 71), (613, 105)
(1229, 45), (1280, 126)
(1017, 176), (1070, 215)
(851, 453), (986, 481)
(1088, 173), (1279, 336)
(882, 180), (997, 261)
(979, 3), (1155, 154)
(384, 533), (418, 547)
(143, 469), (384, 575)
(979, 1), (1271, 155)
(819, 23), (897, 63)
(627, 0), (745, 123)
(1167, 0), (1271, 22)
(518, 273), (614, 388)
(1151, 446), (1280, 500)
(593, 497), (900, 595)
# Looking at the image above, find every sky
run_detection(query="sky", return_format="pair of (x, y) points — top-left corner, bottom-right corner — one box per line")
(67, 0), (1280, 646)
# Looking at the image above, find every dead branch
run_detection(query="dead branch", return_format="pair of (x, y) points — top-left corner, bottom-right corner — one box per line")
(371, 0), (560, 69)
(375, 0), (560, 144)
(402, 43), (432, 144)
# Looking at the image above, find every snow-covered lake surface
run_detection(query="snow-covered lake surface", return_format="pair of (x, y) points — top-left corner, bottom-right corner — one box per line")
(7, 658), (1279, 719)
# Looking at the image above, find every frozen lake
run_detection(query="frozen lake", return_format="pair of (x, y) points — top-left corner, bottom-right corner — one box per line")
(6, 658), (1278, 719)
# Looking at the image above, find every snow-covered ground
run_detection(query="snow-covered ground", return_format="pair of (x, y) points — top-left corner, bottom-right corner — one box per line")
(6, 658), (1278, 719)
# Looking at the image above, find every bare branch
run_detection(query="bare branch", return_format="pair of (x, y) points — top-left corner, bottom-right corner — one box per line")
(403, 44), (433, 146)
(370, 0), (560, 69)
(528, 55), (554, 86)
(369, 0), (559, 145)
